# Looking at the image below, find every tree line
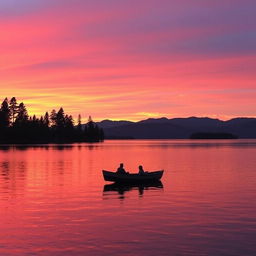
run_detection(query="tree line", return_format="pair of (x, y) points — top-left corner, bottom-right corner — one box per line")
(0, 97), (104, 143)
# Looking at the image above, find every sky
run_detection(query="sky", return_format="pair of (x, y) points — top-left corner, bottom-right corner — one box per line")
(0, 0), (256, 122)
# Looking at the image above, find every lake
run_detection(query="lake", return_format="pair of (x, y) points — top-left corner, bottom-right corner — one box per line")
(0, 140), (256, 256)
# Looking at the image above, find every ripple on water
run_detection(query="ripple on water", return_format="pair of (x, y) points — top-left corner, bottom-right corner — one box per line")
(0, 140), (256, 256)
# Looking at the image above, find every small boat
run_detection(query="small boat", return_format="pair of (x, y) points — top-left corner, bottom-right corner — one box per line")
(102, 170), (164, 183)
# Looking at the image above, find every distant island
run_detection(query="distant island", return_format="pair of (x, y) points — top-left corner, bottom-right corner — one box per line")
(0, 97), (104, 143)
(190, 132), (238, 139)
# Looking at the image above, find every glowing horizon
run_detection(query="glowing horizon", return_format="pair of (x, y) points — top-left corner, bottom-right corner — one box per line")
(1, 0), (255, 122)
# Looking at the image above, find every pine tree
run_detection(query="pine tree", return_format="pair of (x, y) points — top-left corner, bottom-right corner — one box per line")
(43, 112), (50, 127)
(84, 116), (102, 142)
(0, 98), (10, 128)
(64, 114), (74, 129)
(56, 107), (65, 129)
(15, 102), (28, 125)
(32, 115), (37, 123)
(50, 109), (57, 127)
(78, 114), (82, 130)
(39, 116), (44, 125)
(9, 97), (18, 125)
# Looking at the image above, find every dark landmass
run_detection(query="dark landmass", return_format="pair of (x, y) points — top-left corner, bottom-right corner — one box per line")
(97, 120), (133, 129)
(190, 132), (238, 139)
(97, 117), (256, 139)
(1, 97), (255, 142)
(0, 97), (104, 144)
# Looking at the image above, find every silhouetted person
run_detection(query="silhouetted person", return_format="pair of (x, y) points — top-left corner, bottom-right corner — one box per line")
(116, 163), (127, 174)
(138, 165), (145, 175)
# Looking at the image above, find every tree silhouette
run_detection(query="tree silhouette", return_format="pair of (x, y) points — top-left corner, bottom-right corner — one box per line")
(43, 112), (50, 127)
(77, 114), (82, 130)
(15, 103), (28, 126)
(0, 98), (10, 128)
(84, 116), (104, 142)
(0, 97), (104, 143)
(9, 97), (18, 125)
(50, 109), (57, 127)
(65, 115), (74, 129)
(56, 107), (65, 129)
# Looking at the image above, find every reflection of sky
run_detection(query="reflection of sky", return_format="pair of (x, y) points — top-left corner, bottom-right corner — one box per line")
(0, 0), (256, 121)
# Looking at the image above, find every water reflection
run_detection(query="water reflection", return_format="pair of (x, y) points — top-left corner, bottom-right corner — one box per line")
(0, 140), (256, 256)
(0, 161), (10, 180)
(103, 181), (163, 199)
(0, 140), (255, 153)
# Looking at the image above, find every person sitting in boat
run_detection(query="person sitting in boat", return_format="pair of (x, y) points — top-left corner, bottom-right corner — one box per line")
(116, 163), (127, 174)
(138, 165), (145, 175)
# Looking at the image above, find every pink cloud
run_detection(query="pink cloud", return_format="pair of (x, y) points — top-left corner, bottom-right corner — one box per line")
(0, 0), (255, 121)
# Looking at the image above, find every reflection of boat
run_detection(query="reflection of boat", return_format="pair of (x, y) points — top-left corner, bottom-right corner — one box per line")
(103, 181), (163, 197)
(102, 170), (164, 183)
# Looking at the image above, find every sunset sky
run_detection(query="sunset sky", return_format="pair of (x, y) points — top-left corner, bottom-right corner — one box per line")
(1, 0), (255, 122)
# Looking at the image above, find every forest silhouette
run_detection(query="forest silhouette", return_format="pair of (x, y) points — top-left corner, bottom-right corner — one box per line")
(0, 97), (104, 143)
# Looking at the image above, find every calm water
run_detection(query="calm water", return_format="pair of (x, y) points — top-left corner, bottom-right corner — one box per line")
(0, 140), (256, 256)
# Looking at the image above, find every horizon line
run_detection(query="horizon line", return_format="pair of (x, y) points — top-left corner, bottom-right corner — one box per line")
(94, 115), (256, 123)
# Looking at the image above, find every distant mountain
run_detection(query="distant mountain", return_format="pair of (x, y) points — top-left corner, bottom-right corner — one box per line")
(96, 117), (256, 139)
(222, 118), (256, 138)
(97, 119), (133, 129)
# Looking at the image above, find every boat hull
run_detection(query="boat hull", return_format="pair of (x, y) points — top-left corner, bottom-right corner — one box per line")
(102, 170), (164, 183)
